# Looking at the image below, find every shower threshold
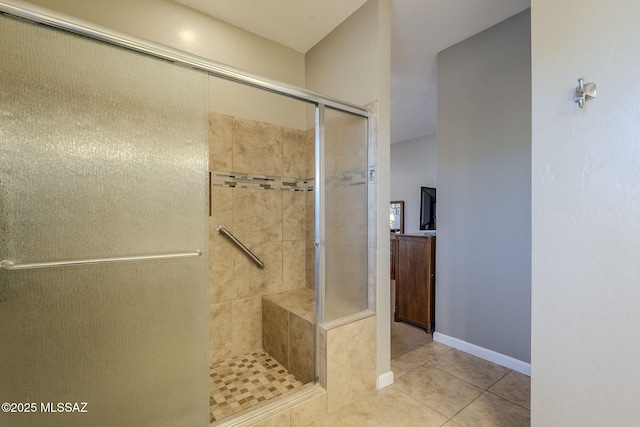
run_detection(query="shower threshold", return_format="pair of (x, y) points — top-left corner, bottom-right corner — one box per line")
(210, 350), (309, 424)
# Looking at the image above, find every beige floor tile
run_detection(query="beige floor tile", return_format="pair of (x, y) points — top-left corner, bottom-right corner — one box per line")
(488, 371), (531, 409)
(390, 318), (432, 359)
(392, 342), (452, 372)
(304, 408), (361, 427)
(442, 421), (463, 427)
(251, 411), (291, 427)
(394, 365), (482, 418)
(390, 361), (407, 379)
(348, 387), (448, 427)
(428, 349), (510, 389)
(291, 392), (327, 427)
(451, 392), (530, 427)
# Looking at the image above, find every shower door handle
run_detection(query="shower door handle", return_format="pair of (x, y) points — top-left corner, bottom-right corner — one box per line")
(1, 250), (203, 271)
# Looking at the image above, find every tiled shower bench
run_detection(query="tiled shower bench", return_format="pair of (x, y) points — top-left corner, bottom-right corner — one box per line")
(262, 288), (316, 384)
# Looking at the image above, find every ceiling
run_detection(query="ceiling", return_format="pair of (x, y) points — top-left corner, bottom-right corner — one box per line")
(175, 0), (368, 52)
(390, 0), (529, 143)
(176, 0), (530, 143)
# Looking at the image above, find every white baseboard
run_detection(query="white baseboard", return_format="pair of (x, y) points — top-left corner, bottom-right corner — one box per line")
(377, 371), (394, 389)
(433, 332), (531, 376)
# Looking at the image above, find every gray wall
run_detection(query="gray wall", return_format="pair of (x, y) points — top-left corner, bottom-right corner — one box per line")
(436, 10), (531, 363)
(390, 134), (437, 234)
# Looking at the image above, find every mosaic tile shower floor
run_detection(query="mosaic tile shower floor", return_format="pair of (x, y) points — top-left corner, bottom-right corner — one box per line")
(210, 350), (306, 424)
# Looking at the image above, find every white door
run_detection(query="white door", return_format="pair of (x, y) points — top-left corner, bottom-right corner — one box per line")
(531, 0), (640, 425)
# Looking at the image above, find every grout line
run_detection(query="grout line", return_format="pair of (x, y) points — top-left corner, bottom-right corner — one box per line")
(424, 364), (487, 392)
(425, 351), (508, 391)
(447, 390), (487, 421)
(485, 389), (531, 411)
(391, 386), (450, 421)
(348, 415), (365, 426)
(485, 369), (511, 390)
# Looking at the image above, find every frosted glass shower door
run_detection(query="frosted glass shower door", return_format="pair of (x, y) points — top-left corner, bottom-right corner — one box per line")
(321, 107), (369, 322)
(0, 15), (209, 427)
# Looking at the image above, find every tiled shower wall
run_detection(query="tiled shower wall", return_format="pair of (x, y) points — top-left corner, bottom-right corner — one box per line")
(208, 112), (315, 363)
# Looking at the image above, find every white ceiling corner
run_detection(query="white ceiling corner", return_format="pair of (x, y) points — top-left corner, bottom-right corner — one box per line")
(174, 0), (367, 53)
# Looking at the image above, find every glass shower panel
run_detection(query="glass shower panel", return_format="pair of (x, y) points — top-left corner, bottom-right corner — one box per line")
(0, 14), (209, 427)
(322, 107), (369, 322)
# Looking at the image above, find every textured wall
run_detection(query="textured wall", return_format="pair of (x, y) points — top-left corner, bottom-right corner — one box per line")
(436, 10), (531, 363)
(531, 0), (640, 424)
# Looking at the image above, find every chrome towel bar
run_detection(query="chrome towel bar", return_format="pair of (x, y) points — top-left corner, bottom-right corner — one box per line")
(217, 225), (265, 269)
(1, 250), (202, 271)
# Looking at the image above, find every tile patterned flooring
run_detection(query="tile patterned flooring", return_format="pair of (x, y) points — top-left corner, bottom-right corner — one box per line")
(211, 281), (530, 426)
(307, 299), (531, 427)
(210, 351), (305, 424)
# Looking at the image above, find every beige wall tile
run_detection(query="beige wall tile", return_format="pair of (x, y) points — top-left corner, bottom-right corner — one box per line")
(209, 112), (233, 171)
(291, 392), (327, 427)
(283, 128), (309, 178)
(325, 316), (376, 389)
(283, 240), (306, 291)
(232, 297), (262, 355)
(290, 303), (315, 323)
(304, 189), (315, 290)
(209, 238), (235, 305)
(208, 113), (323, 414)
(209, 186), (235, 304)
(264, 288), (315, 311)
(233, 188), (282, 244)
(233, 117), (283, 176)
(305, 128), (315, 179)
(210, 186), (233, 233)
(318, 329), (327, 388)
(209, 242), (237, 304)
(231, 241), (283, 298)
(326, 370), (376, 413)
(262, 299), (289, 369)
(305, 240), (315, 290)
(210, 302), (233, 362)
(289, 313), (315, 384)
(305, 191), (315, 241)
(283, 191), (306, 241)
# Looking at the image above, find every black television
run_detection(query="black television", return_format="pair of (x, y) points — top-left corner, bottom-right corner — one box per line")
(419, 187), (436, 230)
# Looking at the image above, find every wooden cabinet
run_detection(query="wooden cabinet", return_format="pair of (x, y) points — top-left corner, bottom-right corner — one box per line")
(394, 235), (435, 333)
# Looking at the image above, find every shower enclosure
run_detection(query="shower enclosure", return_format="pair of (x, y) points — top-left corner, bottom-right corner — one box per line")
(0, 3), (374, 426)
